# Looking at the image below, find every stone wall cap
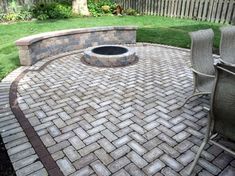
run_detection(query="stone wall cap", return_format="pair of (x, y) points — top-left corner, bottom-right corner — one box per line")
(15, 26), (138, 46)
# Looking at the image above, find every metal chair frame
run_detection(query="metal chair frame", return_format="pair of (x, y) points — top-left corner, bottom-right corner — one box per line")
(188, 63), (235, 175)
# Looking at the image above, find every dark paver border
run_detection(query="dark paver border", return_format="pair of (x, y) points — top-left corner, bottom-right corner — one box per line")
(9, 60), (64, 176)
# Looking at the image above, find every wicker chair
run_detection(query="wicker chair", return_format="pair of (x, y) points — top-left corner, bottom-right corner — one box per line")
(188, 63), (235, 175)
(179, 29), (215, 108)
(220, 26), (235, 65)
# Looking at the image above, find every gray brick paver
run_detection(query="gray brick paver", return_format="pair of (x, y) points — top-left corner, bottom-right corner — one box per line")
(87, 125), (106, 135)
(5, 137), (28, 149)
(40, 134), (56, 147)
(173, 131), (190, 143)
(127, 151), (148, 168)
(94, 149), (114, 165)
(213, 152), (234, 169)
(125, 163), (146, 176)
(53, 118), (66, 128)
(143, 159), (165, 176)
(9, 148), (35, 162)
(161, 167), (180, 176)
(69, 136), (85, 150)
(101, 129), (118, 142)
(63, 146), (81, 162)
(57, 157), (76, 176)
(174, 140), (194, 153)
(61, 123), (79, 133)
(192, 145), (215, 161)
(144, 128), (161, 140)
(71, 166), (94, 176)
(198, 158), (221, 175)
(113, 169), (130, 176)
(1, 127), (23, 137)
(47, 125), (61, 137)
(51, 151), (65, 160)
(91, 160), (111, 176)
(128, 141), (147, 155)
(143, 147), (164, 162)
(79, 142), (100, 156)
(158, 133), (177, 146)
(108, 157), (130, 173)
(73, 153), (97, 170)
(177, 150), (195, 166)
(83, 133), (103, 145)
(98, 138), (116, 153)
(16, 161), (44, 176)
(8, 142), (32, 156)
(198, 170), (214, 176)
(48, 140), (70, 154)
(159, 143), (180, 158)
(115, 127), (133, 137)
(110, 145), (131, 160)
(27, 168), (48, 176)
(130, 132), (147, 143)
(13, 154), (38, 170)
(74, 127), (89, 140)
(160, 154), (184, 172)
(219, 166), (235, 176)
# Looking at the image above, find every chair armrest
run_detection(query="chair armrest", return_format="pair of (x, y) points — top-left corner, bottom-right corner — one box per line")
(219, 58), (235, 66)
(191, 68), (215, 78)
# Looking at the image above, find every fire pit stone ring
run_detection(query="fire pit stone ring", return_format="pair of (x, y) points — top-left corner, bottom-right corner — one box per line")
(82, 45), (138, 67)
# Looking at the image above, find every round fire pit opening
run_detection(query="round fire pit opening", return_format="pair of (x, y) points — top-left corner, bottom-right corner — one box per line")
(92, 46), (128, 55)
(82, 45), (138, 67)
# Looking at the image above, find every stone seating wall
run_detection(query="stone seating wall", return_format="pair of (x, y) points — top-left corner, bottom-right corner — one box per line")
(15, 26), (137, 66)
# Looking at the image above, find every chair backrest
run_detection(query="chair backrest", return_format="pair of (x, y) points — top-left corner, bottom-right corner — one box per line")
(189, 29), (215, 75)
(211, 63), (235, 141)
(220, 26), (235, 64)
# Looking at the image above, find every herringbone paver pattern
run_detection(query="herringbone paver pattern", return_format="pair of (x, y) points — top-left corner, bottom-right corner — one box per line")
(7, 44), (235, 175)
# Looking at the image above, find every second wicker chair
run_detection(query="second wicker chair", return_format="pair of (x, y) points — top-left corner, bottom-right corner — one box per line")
(220, 26), (235, 66)
(179, 29), (215, 108)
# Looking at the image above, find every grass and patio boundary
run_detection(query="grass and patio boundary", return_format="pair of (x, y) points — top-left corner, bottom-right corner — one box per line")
(0, 15), (225, 80)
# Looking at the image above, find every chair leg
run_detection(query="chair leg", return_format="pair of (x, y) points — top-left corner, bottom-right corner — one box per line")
(188, 137), (209, 175)
(178, 92), (211, 109)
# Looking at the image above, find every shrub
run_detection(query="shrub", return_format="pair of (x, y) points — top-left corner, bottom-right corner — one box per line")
(17, 10), (33, 20)
(0, 10), (33, 22)
(0, 1), (33, 22)
(0, 1), (72, 22)
(0, 13), (4, 22)
(123, 8), (138, 16)
(31, 3), (72, 20)
(101, 5), (110, 13)
(88, 0), (116, 17)
(4, 13), (18, 21)
(37, 14), (49, 21)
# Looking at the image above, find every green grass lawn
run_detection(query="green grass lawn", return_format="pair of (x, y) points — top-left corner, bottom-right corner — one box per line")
(0, 15), (226, 80)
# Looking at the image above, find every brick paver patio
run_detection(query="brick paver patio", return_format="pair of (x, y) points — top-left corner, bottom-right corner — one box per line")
(0, 43), (235, 176)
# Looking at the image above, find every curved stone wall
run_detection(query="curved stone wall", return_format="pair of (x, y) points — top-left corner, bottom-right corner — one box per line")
(15, 26), (137, 66)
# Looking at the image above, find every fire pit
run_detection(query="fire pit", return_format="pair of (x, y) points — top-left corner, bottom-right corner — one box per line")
(82, 45), (138, 67)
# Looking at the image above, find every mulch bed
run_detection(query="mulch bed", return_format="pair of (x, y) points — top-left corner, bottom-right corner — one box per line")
(0, 135), (16, 176)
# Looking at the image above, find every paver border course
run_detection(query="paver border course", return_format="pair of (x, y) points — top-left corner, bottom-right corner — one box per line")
(15, 26), (137, 66)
